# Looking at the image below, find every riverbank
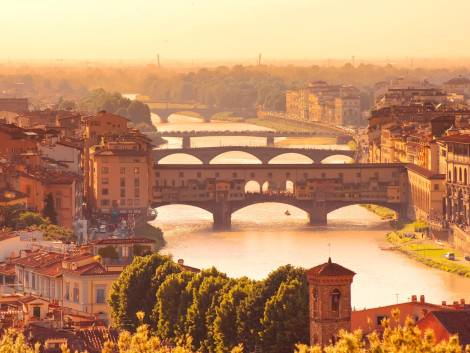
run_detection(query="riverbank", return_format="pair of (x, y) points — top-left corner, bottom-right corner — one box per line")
(134, 222), (166, 251)
(386, 222), (470, 278)
(361, 204), (396, 219)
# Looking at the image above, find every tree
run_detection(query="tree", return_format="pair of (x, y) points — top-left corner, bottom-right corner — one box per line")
(18, 211), (48, 228)
(260, 279), (309, 353)
(109, 253), (173, 330)
(127, 100), (151, 124)
(43, 193), (58, 224)
(0, 205), (24, 228)
(0, 329), (39, 353)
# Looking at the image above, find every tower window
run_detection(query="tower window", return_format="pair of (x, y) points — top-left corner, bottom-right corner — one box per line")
(331, 289), (341, 313)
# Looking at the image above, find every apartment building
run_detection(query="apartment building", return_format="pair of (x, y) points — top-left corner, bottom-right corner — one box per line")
(285, 81), (362, 126)
(88, 133), (154, 216)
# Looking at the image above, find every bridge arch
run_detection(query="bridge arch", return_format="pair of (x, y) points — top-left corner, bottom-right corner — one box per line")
(209, 151), (263, 164)
(231, 202), (309, 217)
(320, 154), (354, 164)
(157, 153), (204, 164)
(245, 180), (261, 193)
(325, 202), (402, 219)
(268, 153), (314, 164)
(151, 203), (214, 217)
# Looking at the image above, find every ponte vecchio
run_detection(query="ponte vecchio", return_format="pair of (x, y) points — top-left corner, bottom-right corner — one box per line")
(152, 163), (409, 230)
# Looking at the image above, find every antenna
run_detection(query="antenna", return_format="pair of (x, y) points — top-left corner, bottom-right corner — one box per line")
(395, 293), (399, 304)
(157, 54), (161, 67)
(328, 242), (331, 258)
(351, 55), (355, 66)
(258, 53), (262, 65)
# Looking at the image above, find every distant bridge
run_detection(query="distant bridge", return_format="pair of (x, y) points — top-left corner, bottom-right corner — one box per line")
(152, 163), (408, 229)
(153, 146), (356, 164)
(151, 106), (256, 123)
(157, 130), (352, 147)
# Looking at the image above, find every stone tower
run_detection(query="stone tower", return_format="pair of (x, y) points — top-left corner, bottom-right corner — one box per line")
(306, 258), (356, 346)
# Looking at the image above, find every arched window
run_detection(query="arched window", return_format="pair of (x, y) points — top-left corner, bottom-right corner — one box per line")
(331, 289), (341, 313)
(454, 167), (457, 182)
(465, 169), (468, 185)
(459, 168), (463, 182)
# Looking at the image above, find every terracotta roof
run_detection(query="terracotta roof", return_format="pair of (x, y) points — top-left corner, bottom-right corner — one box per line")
(63, 261), (120, 276)
(0, 263), (16, 276)
(406, 163), (445, 180)
(36, 262), (63, 277)
(307, 258), (356, 277)
(427, 310), (470, 346)
(91, 237), (154, 245)
(11, 251), (64, 269)
(438, 133), (470, 144)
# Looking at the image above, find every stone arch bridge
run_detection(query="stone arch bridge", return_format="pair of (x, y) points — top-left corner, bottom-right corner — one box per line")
(151, 107), (256, 123)
(153, 146), (356, 164)
(151, 163), (408, 230)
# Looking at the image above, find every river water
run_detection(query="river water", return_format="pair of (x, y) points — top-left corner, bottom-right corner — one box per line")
(150, 113), (470, 309)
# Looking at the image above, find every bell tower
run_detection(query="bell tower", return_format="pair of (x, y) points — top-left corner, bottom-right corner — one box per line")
(306, 258), (355, 346)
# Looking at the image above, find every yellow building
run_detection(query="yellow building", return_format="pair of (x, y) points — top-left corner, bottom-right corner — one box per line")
(61, 253), (120, 325)
(406, 164), (445, 221)
(89, 134), (154, 216)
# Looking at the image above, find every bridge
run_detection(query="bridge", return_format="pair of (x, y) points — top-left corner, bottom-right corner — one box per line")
(157, 130), (352, 148)
(152, 163), (408, 230)
(153, 146), (356, 164)
(151, 106), (256, 123)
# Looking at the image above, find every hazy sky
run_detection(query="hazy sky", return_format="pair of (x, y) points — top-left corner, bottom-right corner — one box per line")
(2, 0), (470, 61)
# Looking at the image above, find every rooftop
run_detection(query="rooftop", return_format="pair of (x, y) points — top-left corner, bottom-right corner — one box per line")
(90, 237), (155, 245)
(438, 133), (470, 144)
(306, 257), (356, 277)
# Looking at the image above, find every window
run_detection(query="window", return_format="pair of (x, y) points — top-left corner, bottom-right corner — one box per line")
(232, 172), (237, 178)
(179, 172), (184, 177)
(101, 199), (110, 206)
(120, 189), (126, 198)
(134, 178), (140, 187)
(73, 286), (79, 303)
(55, 198), (62, 209)
(120, 199), (126, 206)
(33, 306), (41, 319)
(434, 184), (439, 191)
(356, 172), (361, 178)
(65, 283), (70, 300)
(96, 288), (106, 304)
(102, 178), (109, 185)
(120, 177), (126, 187)
(134, 199), (140, 206)
(102, 188), (109, 195)
(134, 188), (140, 198)
(134, 167), (140, 174)
(376, 315), (388, 326)
(120, 167), (126, 174)
(26, 185), (31, 195)
(127, 199), (133, 206)
(331, 289), (341, 313)
(31, 273), (36, 290)
(101, 167), (109, 174)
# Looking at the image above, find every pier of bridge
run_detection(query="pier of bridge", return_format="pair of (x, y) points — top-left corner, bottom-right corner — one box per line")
(153, 146), (356, 164)
(152, 163), (408, 230)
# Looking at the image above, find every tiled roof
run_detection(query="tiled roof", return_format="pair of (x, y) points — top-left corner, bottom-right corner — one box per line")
(438, 133), (470, 144)
(429, 310), (470, 346)
(63, 261), (121, 276)
(0, 263), (16, 276)
(406, 163), (445, 180)
(445, 77), (470, 85)
(11, 251), (64, 269)
(307, 257), (356, 277)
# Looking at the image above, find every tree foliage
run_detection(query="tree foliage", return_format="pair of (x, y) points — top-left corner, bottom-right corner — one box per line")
(80, 88), (153, 128)
(110, 257), (308, 353)
(43, 193), (58, 224)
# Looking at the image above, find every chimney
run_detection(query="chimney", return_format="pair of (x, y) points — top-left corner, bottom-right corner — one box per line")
(419, 295), (425, 304)
(442, 301), (447, 306)
(453, 301), (459, 305)
(411, 295), (417, 302)
(460, 299), (465, 305)
(177, 259), (184, 265)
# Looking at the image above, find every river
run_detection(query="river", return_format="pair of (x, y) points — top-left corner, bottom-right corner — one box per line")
(149, 112), (470, 309)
